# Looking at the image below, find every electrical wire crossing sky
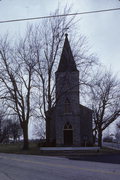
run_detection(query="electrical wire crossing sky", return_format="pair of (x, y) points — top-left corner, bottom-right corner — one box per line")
(0, 7), (120, 24)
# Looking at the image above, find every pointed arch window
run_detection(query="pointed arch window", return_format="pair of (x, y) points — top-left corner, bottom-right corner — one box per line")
(64, 122), (72, 130)
(64, 98), (71, 114)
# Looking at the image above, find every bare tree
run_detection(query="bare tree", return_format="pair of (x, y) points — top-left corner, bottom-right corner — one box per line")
(0, 117), (22, 143)
(0, 34), (37, 149)
(0, 110), (7, 143)
(91, 70), (120, 147)
(33, 118), (45, 139)
(9, 120), (22, 142)
(115, 122), (120, 143)
(0, 109), (4, 138)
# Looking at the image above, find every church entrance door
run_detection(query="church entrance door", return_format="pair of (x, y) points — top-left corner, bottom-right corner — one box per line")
(64, 122), (73, 145)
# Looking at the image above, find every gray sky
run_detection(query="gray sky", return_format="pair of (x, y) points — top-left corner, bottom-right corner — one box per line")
(0, 0), (120, 74)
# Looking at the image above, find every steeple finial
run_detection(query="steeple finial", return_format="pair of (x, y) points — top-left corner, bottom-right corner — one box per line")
(65, 33), (68, 38)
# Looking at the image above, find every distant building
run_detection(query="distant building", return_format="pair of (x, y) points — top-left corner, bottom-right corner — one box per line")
(46, 34), (93, 146)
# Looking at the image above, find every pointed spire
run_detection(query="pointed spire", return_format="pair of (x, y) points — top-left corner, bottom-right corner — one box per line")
(57, 34), (78, 72)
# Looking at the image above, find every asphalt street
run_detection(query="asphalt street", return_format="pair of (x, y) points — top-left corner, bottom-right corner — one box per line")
(0, 153), (120, 180)
(103, 142), (120, 150)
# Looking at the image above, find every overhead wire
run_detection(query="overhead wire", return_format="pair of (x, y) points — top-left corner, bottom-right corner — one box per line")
(0, 7), (120, 24)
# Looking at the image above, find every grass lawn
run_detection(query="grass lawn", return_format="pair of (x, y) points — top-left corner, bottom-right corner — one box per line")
(0, 142), (119, 156)
(0, 142), (41, 155)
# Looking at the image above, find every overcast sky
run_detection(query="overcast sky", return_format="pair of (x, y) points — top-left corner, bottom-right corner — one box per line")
(0, 0), (120, 74)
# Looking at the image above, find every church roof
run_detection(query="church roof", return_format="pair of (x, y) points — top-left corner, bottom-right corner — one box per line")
(79, 104), (93, 113)
(57, 34), (78, 72)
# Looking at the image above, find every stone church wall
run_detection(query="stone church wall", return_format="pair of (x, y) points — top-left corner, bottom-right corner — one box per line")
(80, 105), (93, 146)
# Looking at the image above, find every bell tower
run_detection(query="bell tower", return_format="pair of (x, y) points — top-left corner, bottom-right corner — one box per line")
(55, 34), (81, 146)
(56, 33), (79, 105)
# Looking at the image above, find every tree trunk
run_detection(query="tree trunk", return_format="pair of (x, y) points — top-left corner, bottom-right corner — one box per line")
(46, 116), (50, 145)
(98, 129), (102, 147)
(22, 122), (29, 150)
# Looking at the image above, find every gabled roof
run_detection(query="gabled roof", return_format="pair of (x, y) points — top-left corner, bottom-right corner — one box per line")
(57, 34), (78, 72)
(79, 104), (93, 113)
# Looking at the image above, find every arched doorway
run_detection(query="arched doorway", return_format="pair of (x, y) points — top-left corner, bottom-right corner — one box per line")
(64, 122), (73, 145)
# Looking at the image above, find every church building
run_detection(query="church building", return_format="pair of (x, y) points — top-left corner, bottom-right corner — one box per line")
(46, 34), (93, 146)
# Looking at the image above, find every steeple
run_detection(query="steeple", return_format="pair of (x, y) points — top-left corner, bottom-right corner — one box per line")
(57, 34), (78, 72)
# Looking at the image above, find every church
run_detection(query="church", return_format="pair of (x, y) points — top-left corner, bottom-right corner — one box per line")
(46, 34), (93, 146)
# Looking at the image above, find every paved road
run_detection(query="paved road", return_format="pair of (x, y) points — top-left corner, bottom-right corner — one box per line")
(103, 142), (120, 150)
(0, 153), (120, 180)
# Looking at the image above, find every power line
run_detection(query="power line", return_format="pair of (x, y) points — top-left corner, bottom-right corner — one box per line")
(0, 7), (120, 24)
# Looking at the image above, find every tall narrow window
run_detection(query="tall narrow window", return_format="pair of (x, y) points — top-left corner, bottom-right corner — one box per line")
(64, 98), (71, 114)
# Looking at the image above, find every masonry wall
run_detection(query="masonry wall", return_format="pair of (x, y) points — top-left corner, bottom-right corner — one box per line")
(55, 71), (81, 146)
(80, 105), (93, 146)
